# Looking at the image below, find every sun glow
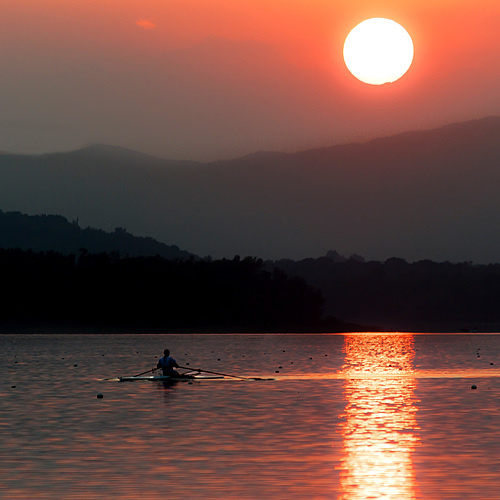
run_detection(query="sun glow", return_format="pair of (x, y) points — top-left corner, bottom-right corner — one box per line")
(343, 18), (414, 85)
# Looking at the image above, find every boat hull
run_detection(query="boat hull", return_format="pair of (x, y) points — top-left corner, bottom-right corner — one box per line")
(119, 374), (224, 382)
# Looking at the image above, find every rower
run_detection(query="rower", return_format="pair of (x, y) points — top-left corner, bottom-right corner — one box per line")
(156, 349), (180, 377)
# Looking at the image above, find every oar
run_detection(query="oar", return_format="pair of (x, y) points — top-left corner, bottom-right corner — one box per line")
(178, 366), (271, 381)
(104, 367), (157, 381)
(131, 367), (157, 377)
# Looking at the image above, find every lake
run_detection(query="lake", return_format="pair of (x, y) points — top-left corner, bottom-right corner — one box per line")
(1, 332), (500, 499)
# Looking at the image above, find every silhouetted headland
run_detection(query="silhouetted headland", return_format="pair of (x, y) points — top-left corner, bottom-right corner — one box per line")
(0, 247), (371, 334)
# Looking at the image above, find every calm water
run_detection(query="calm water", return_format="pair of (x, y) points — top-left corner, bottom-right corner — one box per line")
(1, 332), (500, 499)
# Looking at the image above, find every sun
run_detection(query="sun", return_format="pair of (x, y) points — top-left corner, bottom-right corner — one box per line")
(343, 18), (414, 85)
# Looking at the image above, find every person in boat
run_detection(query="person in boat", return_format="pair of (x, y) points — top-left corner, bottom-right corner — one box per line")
(156, 349), (180, 377)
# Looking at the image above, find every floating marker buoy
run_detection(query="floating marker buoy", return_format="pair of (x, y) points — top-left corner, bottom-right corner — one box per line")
(186, 362), (190, 365)
(491, 363), (494, 365)
(11, 385), (16, 389)
(97, 393), (104, 399)
(471, 385), (477, 390)
(188, 382), (193, 385)
(74, 364), (78, 367)
(275, 370), (280, 373)
(279, 366), (283, 369)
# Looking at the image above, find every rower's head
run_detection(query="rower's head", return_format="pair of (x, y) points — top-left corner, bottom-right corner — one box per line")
(164, 349), (170, 356)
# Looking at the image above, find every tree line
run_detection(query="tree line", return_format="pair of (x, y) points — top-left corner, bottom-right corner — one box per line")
(272, 256), (500, 331)
(6, 244), (500, 332)
(0, 248), (357, 332)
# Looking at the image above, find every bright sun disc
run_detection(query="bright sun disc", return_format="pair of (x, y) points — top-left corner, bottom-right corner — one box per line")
(343, 18), (414, 85)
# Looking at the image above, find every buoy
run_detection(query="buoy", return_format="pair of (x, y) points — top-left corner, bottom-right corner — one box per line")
(11, 385), (16, 389)
(74, 364), (78, 367)
(97, 393), (104, 399)
(491, 363), (494, 365)
(471, 385), (477, 390)
(188, 381), (193, 385)
(275, 370), (280, 373)
(279, 366), (283, 369)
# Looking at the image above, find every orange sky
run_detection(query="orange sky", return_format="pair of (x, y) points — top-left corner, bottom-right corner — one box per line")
(1, 0), (499, 159)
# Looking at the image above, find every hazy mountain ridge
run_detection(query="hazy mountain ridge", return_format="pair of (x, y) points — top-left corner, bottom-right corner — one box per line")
(1, 117), (500, 262)
(0, 210), (194, 260)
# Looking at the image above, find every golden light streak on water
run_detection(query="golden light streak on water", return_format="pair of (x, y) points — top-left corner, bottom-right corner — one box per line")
(338, 334), (421, 499)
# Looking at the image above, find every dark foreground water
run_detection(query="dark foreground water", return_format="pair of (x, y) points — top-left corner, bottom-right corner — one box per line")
(1, 332), (500, 499)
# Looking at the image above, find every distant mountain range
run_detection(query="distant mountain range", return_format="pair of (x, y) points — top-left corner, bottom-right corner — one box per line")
(0, 210), (194, 260)
(2, 117), (500, 263)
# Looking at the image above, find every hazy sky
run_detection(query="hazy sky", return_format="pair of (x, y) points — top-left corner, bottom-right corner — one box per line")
(2, 0), (500, 161)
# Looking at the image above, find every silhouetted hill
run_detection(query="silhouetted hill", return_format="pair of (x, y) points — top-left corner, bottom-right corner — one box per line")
(0, 210), (195, 259)
(1, 117), (500, 262)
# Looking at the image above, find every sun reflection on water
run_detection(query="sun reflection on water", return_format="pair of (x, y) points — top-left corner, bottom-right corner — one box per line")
(338, 334), (421, 499)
